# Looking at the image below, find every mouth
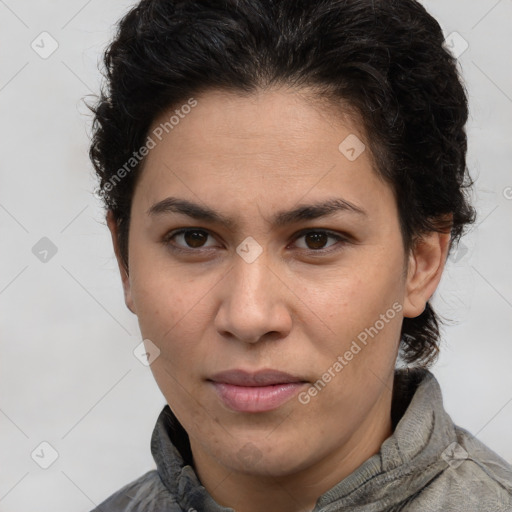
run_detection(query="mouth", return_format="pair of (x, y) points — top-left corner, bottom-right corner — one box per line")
(207, 369), (309, 413)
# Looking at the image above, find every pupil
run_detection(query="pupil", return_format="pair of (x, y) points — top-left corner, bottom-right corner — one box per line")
(185, 230), (207, 248)
(306, 232), (327, 249)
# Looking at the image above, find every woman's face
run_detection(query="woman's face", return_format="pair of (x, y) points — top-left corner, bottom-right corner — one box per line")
(111, 87), (445, 481)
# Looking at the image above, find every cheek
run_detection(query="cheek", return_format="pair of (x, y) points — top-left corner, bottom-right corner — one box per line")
(352, 241), (406, 309)
(314, 251), (406, 393)
(134, 287), (204, 361)
(321, 249), (405, 336)
(128, 244), (196, 334)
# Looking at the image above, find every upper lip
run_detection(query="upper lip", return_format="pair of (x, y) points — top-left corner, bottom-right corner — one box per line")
(208, 369), (307, 387)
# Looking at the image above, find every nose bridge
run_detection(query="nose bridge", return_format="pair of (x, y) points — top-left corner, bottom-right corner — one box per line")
(215, 244), (291, 343)
(231, 244), (274, 309)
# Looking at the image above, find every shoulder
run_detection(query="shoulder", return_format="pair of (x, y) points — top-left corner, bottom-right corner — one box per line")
(455, 426), (512, 498)
(90, 470), (181, 512)
(407, 426), (512, 512)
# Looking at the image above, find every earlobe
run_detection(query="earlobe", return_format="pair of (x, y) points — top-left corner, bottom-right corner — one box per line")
(106, 210), (136, 315)
(403, 230), (451, 319)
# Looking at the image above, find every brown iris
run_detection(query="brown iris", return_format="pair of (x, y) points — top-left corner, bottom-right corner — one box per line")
(184, 230), (208, 248)
(304, 232), (329, 250)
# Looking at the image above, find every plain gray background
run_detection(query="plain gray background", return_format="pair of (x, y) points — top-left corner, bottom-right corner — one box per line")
(1, 1), (511, 510)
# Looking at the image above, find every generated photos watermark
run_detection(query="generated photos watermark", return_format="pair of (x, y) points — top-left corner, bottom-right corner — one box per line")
(298, 301), (403, 405)
(103, 98), (198, 193)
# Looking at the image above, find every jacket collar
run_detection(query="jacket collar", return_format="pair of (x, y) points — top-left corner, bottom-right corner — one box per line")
(150, 368), (457, 511)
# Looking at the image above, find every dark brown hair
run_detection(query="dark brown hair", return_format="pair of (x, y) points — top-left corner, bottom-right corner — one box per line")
(88, 0), (477, 367)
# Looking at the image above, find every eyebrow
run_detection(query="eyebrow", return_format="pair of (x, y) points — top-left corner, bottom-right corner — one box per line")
(147, 196), (367, 228)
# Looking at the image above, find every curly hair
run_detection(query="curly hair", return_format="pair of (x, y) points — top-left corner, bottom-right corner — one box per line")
(88, 0), (477, 367)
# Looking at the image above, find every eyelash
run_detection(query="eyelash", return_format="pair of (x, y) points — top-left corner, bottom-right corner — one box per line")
(162, 228), (350, 255)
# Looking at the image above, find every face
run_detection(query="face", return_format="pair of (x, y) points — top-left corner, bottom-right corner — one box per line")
(110, 87), (447, 481)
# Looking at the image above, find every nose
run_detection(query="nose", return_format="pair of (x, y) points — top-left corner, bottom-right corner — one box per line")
(214, 251), (293, 345)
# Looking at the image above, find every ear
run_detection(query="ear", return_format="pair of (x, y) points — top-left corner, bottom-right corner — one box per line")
(403, 228), (452, 319)
(106, 210), (136, 314)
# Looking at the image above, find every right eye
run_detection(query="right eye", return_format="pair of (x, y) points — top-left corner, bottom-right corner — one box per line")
(162, 228), (220, 252)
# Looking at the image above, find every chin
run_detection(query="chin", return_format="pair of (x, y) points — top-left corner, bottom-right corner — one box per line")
(215, 438), (312, 477)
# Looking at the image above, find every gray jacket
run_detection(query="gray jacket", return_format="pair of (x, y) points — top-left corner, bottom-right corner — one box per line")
(92, 369), (512, 511)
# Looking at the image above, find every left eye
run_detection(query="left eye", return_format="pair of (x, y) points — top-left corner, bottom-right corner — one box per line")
(292, 230), (346, 251)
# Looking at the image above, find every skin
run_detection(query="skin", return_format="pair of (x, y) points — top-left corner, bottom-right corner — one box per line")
(107, 87), (451, 512)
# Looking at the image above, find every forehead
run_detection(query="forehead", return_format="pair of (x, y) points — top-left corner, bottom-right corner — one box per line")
(133, 87), (395, 225)
(147, 87), (367, 165)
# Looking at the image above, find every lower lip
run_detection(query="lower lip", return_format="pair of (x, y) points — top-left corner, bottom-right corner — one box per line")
(210, 382), (306, 412)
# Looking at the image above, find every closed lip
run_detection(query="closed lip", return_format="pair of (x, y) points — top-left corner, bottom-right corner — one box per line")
(207, 369), (308, 386)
